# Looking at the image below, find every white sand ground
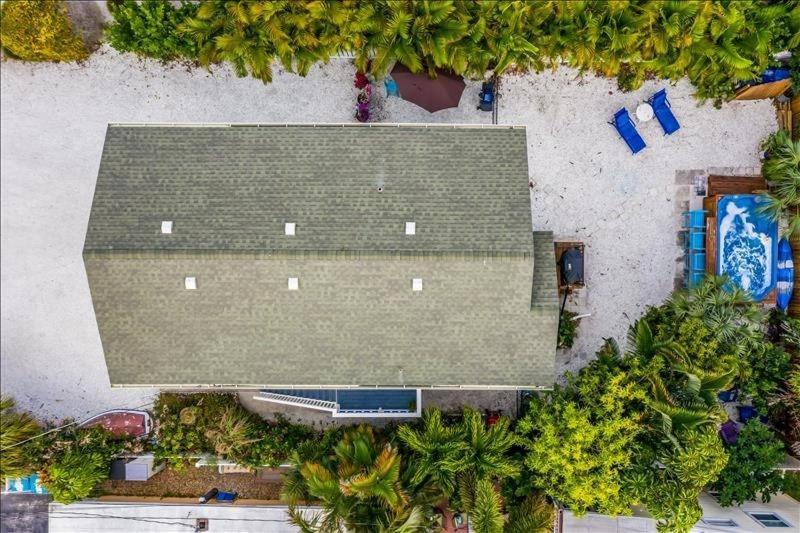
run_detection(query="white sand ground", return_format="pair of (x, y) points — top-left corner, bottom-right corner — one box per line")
(1, 46), (775, 419)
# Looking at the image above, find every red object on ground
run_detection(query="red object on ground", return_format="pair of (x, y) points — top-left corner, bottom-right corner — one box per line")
(485, 410), (501, 427)
(389, 63), (466, 112)
(354, 72), (369, 89)
(80, 410), (152, 438)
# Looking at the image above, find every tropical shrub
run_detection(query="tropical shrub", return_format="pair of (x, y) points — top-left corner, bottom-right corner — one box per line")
(0, 0), (88, 61)
(557, 310), (578, 349)
(153, 393), (312, 469)
(0, 396), (41, 482)
(714, 420), (786, 507)
(203, 406), (259, 458)
(634, 426), (728, 532)
(516, 342), (645, 517)
(28, 425), (128, 503)
(759, 130), (800, 239)
(739, 339), (791, 412)
(40, 448), (113, 504)
(768, 315), (800, 457)
(105, 0), (199, 60)
(504, 493), (554, 533)
(785, 471), (800, 502)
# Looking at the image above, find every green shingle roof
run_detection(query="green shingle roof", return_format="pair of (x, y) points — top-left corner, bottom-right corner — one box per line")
(85, 124), (532, 254)
(84, 124), (558, 388)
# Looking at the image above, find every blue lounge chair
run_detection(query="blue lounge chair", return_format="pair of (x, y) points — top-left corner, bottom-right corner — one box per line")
(611, 108), (646, 154)
(649, 89), (680, 135)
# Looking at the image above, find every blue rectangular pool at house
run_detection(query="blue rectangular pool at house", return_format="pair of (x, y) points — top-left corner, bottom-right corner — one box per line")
(716, 194), (777, 302)
(256, 389), (421, 418)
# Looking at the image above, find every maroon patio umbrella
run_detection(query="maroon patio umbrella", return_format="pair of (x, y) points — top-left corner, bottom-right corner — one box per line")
(390, 63), (466, 113)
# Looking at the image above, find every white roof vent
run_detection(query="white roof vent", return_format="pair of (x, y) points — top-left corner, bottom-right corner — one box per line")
(288, 277), (299, 290)
(184, 276), (197, 290)
(161, 221), (173, 234)
(405, 222), (416, 235)
(412, 278), (423, 291)
(285, 222), (296, 236)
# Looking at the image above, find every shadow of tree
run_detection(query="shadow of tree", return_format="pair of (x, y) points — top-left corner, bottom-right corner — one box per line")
(66, 0), (108, 53)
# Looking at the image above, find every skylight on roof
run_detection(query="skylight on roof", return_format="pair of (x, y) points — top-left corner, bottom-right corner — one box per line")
(184, 276), (197, 290)
(412, 278), (423, 291)
(161, 221), (173, 234)
(285, 222), (296, 236)
(288, 277), (299, 290)
(405, 222), (416, 235)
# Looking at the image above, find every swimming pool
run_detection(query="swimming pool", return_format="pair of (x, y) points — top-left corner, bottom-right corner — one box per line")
(717, 194), (777, 301)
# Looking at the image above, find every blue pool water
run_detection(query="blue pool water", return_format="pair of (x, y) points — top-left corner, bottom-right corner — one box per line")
(717, 194), (777, 301)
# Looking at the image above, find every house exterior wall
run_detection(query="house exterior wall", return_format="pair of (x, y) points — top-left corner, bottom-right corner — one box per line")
(560, 493), (799, 533)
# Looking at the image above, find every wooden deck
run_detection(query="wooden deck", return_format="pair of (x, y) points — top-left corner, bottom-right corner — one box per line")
(707, 175), (767, 198)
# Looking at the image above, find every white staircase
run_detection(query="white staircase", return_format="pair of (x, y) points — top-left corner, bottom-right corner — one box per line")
(254, 392), (338, 413)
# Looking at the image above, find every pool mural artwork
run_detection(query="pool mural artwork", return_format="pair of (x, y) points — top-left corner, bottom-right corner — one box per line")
(717, 194), (778, 302)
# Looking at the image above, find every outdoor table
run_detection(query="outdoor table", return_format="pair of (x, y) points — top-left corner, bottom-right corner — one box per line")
(636, 102), (654, 122)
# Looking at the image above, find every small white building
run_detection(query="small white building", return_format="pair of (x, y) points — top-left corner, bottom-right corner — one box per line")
(559, 492), (799, 532)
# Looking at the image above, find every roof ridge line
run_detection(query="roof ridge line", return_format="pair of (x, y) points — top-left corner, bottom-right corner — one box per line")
(83, 248), (531, 260)
(107, 122), (527, 129)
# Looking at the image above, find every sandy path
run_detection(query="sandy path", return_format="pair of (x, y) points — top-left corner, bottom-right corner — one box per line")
(0, 47), (775, 418)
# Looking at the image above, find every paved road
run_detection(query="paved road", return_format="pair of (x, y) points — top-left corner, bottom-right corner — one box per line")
(0, 494), (49, 533)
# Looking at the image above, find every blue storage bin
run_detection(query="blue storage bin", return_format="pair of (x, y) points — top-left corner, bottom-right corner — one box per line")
(686, 270), (705, 288)
(683, 230), (706, 251)
(686, 252), (705, 271)
(682, 210), (706, 229)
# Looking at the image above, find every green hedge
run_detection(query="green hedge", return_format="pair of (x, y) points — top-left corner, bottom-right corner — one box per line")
(105, 0), (800, 102)
(0, 0), (88, 62)
(105, 0), (198, 61)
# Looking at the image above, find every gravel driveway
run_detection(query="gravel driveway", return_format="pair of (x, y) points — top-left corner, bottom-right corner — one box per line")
(0, 47), (775, 419)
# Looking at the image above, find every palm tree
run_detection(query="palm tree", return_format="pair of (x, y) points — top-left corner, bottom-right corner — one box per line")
(460, 407), (520, 481)
(347, 0), (470, 77)
(646, 357), (733, 450)
(666, 276), (763, 346)
(468, 477), (504, 533)
(396, 407), (467, 497)
(449, 408), (520, 530)
(0, 396), (40, 482)
(759, 130), (800, 239)
(625, 319), (676, 363)
(282, 425), (435, 533)
(181, 0), (341, 83)
(504, 493), (554, 533)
